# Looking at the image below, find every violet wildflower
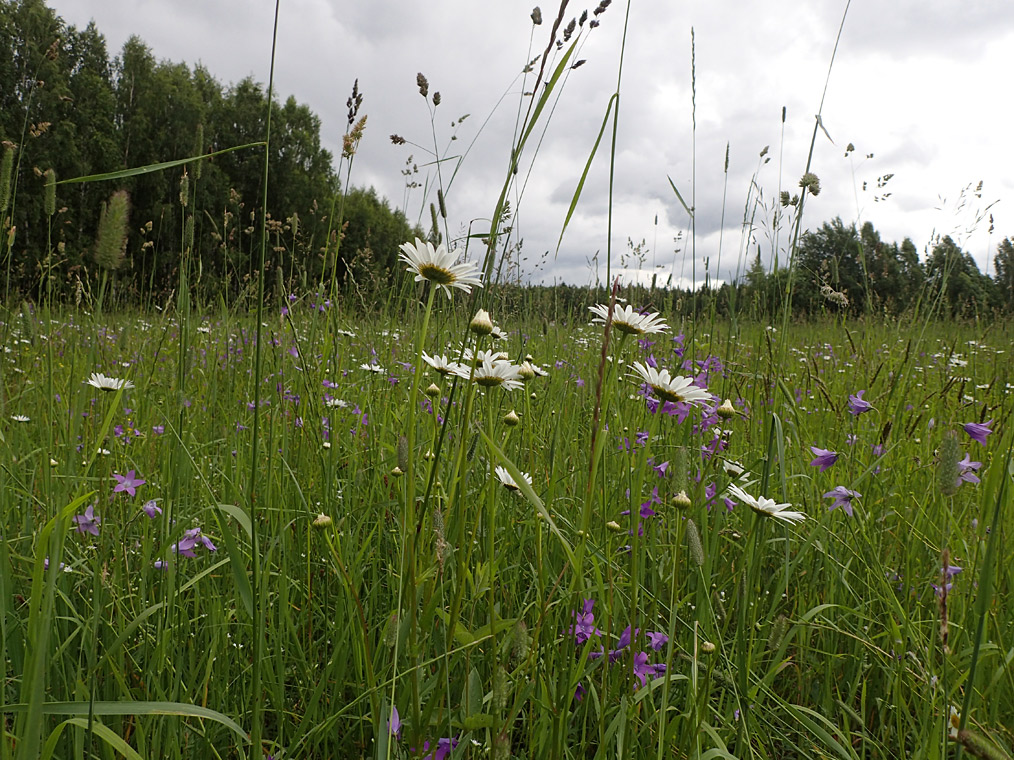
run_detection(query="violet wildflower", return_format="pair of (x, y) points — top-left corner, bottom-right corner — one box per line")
(823, 486), (860, 517)
(808, 446), (838, 472)
(113, 470), (145, 496)
(956, 453), (982, 487)
(848, 390), (872, 416)
(74, 505), (101, 535)
(569, 598), (602, 643)
(646, 631), (669, 651)
(963, 419), (993, 446)
(388, 706), (402, 739)
(141, 499), (162, 518)
(172, 527), (217, 557)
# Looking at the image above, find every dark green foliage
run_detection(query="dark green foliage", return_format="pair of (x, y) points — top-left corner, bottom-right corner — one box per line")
(0, 0), (418, 306)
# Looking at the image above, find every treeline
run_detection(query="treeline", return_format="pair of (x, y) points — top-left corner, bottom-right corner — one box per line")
(0, 0), (418, 306)
(495, 220), (1014, 324)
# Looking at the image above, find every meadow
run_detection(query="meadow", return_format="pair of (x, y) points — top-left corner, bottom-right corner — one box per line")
(2, 1), (1014, 758)
(1, 292), (1012, 758)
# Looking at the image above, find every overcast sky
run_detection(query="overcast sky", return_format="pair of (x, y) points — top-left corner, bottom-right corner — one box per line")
(50, 0), (1014, 288)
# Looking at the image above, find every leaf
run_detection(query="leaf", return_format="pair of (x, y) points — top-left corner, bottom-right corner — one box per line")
(479, 431), (575, 567)
(212, 505), (254, 619)
(667, 176), (694, 219)
(56, 142), (266, 185)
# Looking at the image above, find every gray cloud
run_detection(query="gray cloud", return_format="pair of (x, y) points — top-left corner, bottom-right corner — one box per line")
(52, 0), (1014, 284)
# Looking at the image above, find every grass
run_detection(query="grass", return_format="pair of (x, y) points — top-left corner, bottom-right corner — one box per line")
(2, 2), (1013, 758)
(1, 302), (1012, 758)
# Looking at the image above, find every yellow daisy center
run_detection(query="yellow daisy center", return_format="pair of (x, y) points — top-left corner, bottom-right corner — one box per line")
(418, 264), (455, 285)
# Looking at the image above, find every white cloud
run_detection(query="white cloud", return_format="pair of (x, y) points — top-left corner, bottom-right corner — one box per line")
(52, 0), (1014, 285)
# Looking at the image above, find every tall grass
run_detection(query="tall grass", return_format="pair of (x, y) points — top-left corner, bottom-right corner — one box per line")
(1, 1), (1013, 759)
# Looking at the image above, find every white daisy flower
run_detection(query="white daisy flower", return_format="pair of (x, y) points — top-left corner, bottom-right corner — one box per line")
(399, 237), (483, 297)
(589, 303), (668, 335)
(629, 362), (712, 406)
(727, 484), (805, 525)
(460, 358), (523, 391)
(360, 363), (386, 374)
(85, 372), (135, 392)
(10, 414), (30, 423)
(422, 352), (464, 376)
(495, 465), (532, 492)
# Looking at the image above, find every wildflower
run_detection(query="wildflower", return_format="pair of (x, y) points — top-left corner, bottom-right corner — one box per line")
(847, 390), (872, 416)
(422, 352), (462, 376)
(569, 598), (602, 643)
(632, 651), (665, 687)
(956, 453), (982, 487)
(823, 486), (860, 517)
(399, 237), (482, 297)
(963, 419), (993, 446)
(10, 414), (29, 422)
(589, 303), (668, 335)
(727, 483), (805, 525)
(808, 446), (838, 472)
(388, 706), (402, 739)
(113, 470), (145, 497)
(629, 362), (712, 406)
(495, 465), (532, 492)
(469, 308), (494, 336)
(141, 499), (162, 518)
(74, 505), (101, 535)
(503, 409), (520, 427)
(360, 363), (386, 374)
(313, 513), (333, 528)
(85, 372), (134, 392)
(646, 631), (669, 651)
(465, 358), (523, 391)
(172, 527), (217, 557)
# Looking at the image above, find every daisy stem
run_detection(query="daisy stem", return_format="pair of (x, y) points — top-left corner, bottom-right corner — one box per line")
(397, 282), (437, 738)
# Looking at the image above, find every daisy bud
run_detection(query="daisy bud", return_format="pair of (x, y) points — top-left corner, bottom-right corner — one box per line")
(716, 399), (737, 419)
(503, 409), (520, 427)
(518, 362), (536, 382)
(50, 458), (58, 466)
(425, 383), (441, 398)
(672, 490), (692, 510)
(701, 641), (716, 655)
(391, 466), (404, 478)
(313, 513), (332, 528)
(469, 308), (493, 336)
(606, 520), (623, 533)
(530, 392), (537, 400)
